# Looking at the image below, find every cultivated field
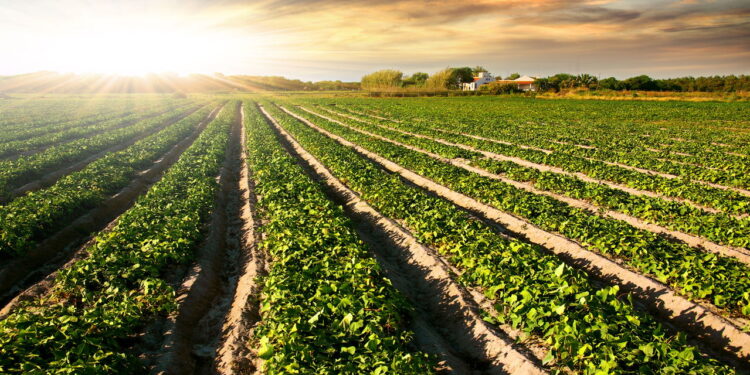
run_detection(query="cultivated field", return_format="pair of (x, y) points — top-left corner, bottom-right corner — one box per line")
(0, 94), (749, 374)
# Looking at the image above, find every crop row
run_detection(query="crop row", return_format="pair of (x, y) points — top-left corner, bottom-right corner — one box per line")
(0, 98), (185, 143)
(0, 102), (194, 159)
(0, 105), (217, 257)
(314, 106), (750, 250)
(0, 101), (234, 373)
(0, 104), (204, 201)
(336, 97), (748, 187)
(281, 104), (750, 317)
(244, 102), (432, 373)
(262, 102), (734, 373)
(336, 105), (750, 216)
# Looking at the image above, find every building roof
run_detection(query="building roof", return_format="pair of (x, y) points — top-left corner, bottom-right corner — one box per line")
(515, 75), (535, 82)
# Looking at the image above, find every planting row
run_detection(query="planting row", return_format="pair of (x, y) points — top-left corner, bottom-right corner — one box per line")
(244, 102), (433, 373)
(0, 104), (204, 202)
(333, 98), (750, 178)
(313, 105), (750, 251)
(0, 101), (194, 159)
(0, 98), (185, 143)
(261, 102), (735, 373)
(0, 104), (218, 257)
(335, 104), (750, 216)
(0, 101), (234, 373)
(281, 103), (750, 318)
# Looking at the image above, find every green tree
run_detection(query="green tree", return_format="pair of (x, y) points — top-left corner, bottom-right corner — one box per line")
(452, 67), (475, 85)
(505, 73), (521, 80)
(623, 75), (656, 91)
(403, 72), (429, 87)
(576, 74), (598, 88)
(598, 77), (623, 90)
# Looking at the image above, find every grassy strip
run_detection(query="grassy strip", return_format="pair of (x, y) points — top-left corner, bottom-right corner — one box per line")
(0, 101), (235, 373)
(245, 102), (432, 374)
(266, 102), (735, 373)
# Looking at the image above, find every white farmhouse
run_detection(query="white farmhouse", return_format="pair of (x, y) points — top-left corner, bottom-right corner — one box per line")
(462, 72), (494, 91)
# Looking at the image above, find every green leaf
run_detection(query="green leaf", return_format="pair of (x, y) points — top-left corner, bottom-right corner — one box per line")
(554, 263), (565, 278)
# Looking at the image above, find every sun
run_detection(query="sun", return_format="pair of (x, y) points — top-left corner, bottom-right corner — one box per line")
(50, 25), (224, 76)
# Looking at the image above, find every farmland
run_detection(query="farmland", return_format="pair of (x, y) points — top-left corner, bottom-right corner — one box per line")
(0, 94), (748, 374)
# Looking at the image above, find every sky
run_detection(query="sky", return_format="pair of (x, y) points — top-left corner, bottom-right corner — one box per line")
(1, 0), (748, 81)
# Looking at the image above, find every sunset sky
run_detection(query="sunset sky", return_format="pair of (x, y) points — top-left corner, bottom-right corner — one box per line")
(1, 0), (748, 81)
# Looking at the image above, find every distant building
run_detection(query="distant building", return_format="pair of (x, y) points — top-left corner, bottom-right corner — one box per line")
(462, 72), (494, 91)
(494, 75), (538, 91)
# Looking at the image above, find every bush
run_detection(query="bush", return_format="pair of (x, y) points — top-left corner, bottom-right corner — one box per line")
(481, 82), (522, 94)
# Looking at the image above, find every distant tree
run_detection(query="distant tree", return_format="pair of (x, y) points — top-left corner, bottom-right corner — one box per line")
(576, 74), (598, 88)
(403, 72), (429, 87)
(546, 73), (575, 91)
(598, 77), (623, 90)
(425, 68), (460, 90)
(533, 77), (552, 92)
(452, 67), (475, 85)
(361, 69), (404, 90)
(472, 66), (489, 76)
(623, 75), (657, 91)
(505, 73), (521, 80)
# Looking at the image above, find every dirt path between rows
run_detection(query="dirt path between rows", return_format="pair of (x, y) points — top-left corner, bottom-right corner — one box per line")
(302, 107), (750, 264)
(280, 105), (750, 364)
(214, 104), (266, 375)
(153, 103), (265, 375)
(0, 105), (224, 314)
(7, 105), (206, 202)
(341, 107), (750, 206)
(262, 105), (547, 374)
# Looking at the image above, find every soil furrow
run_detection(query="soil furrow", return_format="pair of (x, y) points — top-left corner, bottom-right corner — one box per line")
(0, 105), (223, 312)
(214, 103), (266, 375)
(261, 105), (547, 375)
(280, 105), (750, 363)
(302, 107), (750, 264)
(153, 103), (264, 375)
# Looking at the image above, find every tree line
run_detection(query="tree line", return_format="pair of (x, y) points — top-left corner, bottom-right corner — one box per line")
(360, 68), (750, 93)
